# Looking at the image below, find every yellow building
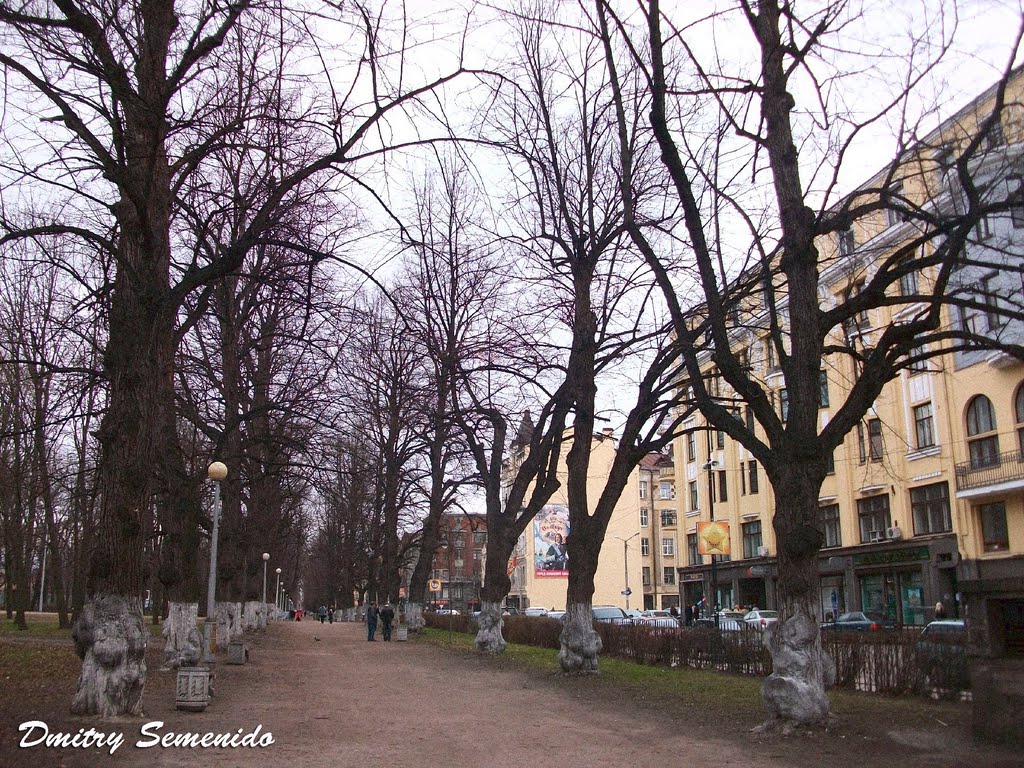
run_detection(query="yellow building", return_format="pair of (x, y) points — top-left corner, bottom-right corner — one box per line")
(505, 427), (644, 612)
(673, 69), (1024, 627)
(636, 452), (681, 612)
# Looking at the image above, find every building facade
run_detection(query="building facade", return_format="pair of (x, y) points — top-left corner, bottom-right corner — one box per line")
(674, 70), (1024, 628)
(636, 451), (682, 611)
(429, 512), (486, 614)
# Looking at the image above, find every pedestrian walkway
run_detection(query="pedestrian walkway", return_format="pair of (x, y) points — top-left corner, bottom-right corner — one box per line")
(129, 619), (788, 768)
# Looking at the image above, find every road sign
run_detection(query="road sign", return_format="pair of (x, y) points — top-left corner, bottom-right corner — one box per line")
(621, 588), (632, 596)
(428, 578), (442, 593)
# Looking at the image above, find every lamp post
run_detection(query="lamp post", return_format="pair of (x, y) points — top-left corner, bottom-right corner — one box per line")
(203, 461), (228, 662)
(704, 458), (719, 628)
(619, 531), (641, 611)
(275, 568), (282, 614)
(261, 552), (270, 626)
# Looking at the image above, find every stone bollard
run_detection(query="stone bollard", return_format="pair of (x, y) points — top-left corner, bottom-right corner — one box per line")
(175, 667), (211, 711)
(227, 640), (248, 665)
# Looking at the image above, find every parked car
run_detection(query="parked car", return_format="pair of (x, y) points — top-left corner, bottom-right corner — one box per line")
(916, 619), (968, 688)
(523, 607), (549, 617)
(591, 606), (632, 624)
(640, 615), (682, 629)
(547, 610), (566, 621)
(743, 609), (779, 630)
(640, 609), (673, 619)
(435, 608), (460, 616)
(821, 611), (894, 631)
(693, 617), (744, 631)
(625, 608), (644, 620)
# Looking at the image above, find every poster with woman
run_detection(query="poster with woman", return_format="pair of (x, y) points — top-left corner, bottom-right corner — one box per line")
(534, 505), (570, 577)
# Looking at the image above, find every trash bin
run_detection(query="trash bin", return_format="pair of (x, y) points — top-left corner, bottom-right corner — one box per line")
(396, 627), (408, 641)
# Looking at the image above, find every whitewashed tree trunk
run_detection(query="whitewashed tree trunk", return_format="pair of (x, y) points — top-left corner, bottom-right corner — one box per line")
(761, 597), (835, 730)
(161, 601), (201, 670)
(70, 594), (147, 716)
(242, 600), (260, 632)
(473, 601), (506, 654)
(558, 603), (601, 674)
(405, 602), (425, 633)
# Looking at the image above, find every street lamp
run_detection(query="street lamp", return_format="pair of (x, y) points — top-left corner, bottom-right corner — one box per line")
(703, 458), (719, 628)
(275, 567), (282, 614)
(261, 552), (270, 625)
(618, 532), (641, 611)
(203, 461), (228, 662)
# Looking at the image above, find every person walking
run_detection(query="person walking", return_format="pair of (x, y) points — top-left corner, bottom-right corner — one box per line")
(318, 605), (327, 624)
(935, 601), (948, 620)
(328, 607), (334, 624)
(366, 601), (380, 641)
(380, 602), (396, 641)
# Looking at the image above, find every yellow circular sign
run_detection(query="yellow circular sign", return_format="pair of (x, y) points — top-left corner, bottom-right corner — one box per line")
(428, 578), (442, 593)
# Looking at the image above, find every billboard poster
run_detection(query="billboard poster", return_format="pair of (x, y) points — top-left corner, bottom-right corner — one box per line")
(533, 505), (570, 578)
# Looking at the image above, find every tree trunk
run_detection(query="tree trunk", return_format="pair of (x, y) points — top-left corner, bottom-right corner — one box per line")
(404, 602), (424, 633)
(70, 594), (146, 716)
(760, 461), (835, 729)
(558, 602), (601, 674)
(160, 602), (202, 670)
(474, 600), (506, 654)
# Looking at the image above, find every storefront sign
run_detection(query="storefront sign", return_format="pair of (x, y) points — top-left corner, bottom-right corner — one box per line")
(853, 546), (930, 568)
(697, 521), (730, 556)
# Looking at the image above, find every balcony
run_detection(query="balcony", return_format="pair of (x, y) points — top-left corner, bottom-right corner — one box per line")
(954, 449), (1024, 497)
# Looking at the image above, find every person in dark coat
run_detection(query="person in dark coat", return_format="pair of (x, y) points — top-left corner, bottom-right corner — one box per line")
(380, 603), (396, 641)
(366, 602), (379, 641)
(684, 604), (693, 626)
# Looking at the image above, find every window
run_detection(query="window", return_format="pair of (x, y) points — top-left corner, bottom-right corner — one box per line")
(868, 418), (883, 462)
(741, 462), (746, 495)
(687, 533), (700, 565)
(980, 502), (1009, 552)
(966, 395), (1000, 469)
(663, 567), (676, 586)
(856, 422), (867, 464)
(639, 480), (648, 499)
(1016, 384), (1024, 454)
(640, 507), (649, 528)
(640, 538), (650, 557)
(748, 461), (759, 495)
(659, 481), (674, 500)
(844, 279), (871, 330)
(661, 538), (675, 557)
(709, 369), (721, 397)
(717, 470), (728, 503)
(838, 228), (855, 257)
(744, 405), (755, 431)
(981, 277), (1003, 331)
(898, 259), (918, 297)
(454, 547), (464, 563)
(974, 214), (993, 241)
(779, 388), (789, 422)
(911, 482), (951, 535)
(660, 510), (677, 527)
(858, 494), (892, 543)
(983, 119), (1005, 150)
(686, 431), (696, 462)
(819, 371), (830, 408)
(913, 402), (936, 449)
(473, 532), (486, 545)
(885, 180), (904, 227)
(765, 338), (777, 371)
(820, 503), (841, 548)
(908, 344), (929, 374)
(737, 347), (750, 371)
(716, 430), (725, 449)
(742, 521), (763, 559)
(1006, 174), (1024, 228)
(689, 481), (698, 511)
(642, 567), (652, 586)
(825, 450), (835, 475)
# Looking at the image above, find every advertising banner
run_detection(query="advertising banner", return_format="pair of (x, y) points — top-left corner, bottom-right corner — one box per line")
(533, 505), (570, 578)
(697, 521), (731, 556)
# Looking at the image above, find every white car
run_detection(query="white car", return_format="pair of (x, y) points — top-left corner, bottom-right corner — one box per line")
(523, 607), (549, 617)
(743, 609), (779, 629)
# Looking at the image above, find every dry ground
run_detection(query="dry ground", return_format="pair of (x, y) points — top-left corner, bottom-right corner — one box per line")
(0, 613), (1019, 768)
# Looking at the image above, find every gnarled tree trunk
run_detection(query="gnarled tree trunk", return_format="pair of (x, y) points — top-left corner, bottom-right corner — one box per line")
(71, 594), (147, 716)
(405, 602), (425, 633)
(474, 601), (506, 655)
(558, 601), (601, 674)
(161, 602), (202, 670)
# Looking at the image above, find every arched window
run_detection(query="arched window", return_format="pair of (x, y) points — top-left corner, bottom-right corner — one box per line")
(966, 395), (1000, 469)
(1015, 384), (1024, 455)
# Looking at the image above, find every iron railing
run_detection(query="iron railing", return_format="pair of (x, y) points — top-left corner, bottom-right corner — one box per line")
(954, 449), (1024, 491)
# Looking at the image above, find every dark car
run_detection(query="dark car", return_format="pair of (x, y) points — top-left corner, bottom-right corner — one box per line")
(821, 611), (894, 631)
(591, 606), (632, 625)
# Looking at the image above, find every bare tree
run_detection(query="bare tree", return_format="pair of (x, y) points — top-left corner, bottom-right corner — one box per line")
(597, 0), (1024, 727)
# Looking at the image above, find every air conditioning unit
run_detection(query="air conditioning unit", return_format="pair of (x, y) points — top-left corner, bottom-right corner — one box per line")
(869, 530), (885, 543)
(886, 526), (903, 541)
(756, 545), (769, 557)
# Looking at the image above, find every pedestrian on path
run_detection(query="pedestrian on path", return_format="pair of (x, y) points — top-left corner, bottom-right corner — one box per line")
(380, 602), (396, 641)
(366, 601), (380, 641)
(318, 605), (327, 624)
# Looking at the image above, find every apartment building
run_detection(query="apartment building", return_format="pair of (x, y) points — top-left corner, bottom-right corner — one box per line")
(674, 70), (1024, 627)
(637, 451), (682, 611)
(429, 511), (486, 614)
(505, 427), (643, 611)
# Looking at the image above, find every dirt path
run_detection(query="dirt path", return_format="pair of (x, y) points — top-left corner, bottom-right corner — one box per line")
(91, 619), (788, 768)
(5, 619), (1021, 768)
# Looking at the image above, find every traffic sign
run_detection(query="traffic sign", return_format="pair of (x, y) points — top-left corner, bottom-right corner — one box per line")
(428, 578), (442, 593)
(621, 587), (632, 596)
